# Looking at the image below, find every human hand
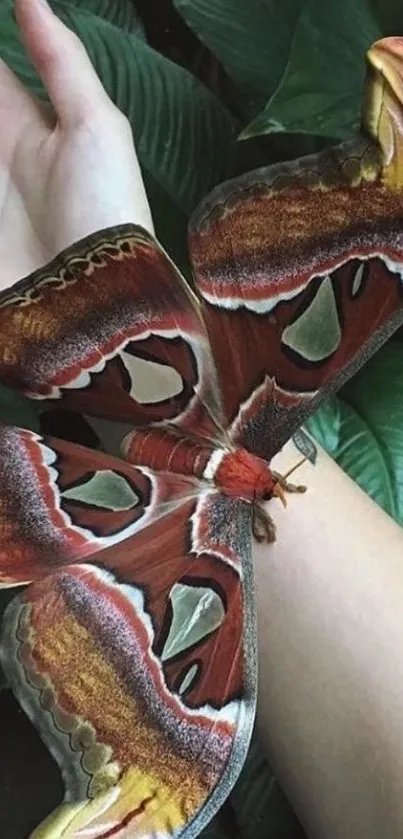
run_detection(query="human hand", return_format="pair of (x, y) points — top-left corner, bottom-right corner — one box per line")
(0, 0), (153, 290)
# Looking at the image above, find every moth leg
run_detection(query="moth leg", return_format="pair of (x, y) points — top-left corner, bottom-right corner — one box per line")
(252, 505), (277, 543)
(272, 470), (307, 496)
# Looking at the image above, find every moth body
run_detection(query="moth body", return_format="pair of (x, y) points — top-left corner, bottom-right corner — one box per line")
(124, 424), (277, 503)
(212, 448), (276, 503)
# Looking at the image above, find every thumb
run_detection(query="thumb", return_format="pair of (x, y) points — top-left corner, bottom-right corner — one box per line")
(15, 0), (112, 125)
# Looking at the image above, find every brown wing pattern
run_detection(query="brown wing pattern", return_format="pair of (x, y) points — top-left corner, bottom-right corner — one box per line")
(1, 493), (255, 839)
(0, 225), (222, 440)
(0, 423), (196, 587)
(189, 138), (403, 458)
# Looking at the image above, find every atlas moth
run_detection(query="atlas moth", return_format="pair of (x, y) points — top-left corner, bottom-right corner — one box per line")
(1, 36), (403, 839)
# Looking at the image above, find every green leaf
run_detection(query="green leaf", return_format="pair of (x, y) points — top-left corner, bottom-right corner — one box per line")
(200, 804), (242, 839)
(369, 0), (403, 37)
(307, 343), (403, 523)
(230, 735), (307, 839)
(241, 0), (380, 140)
(305, 394), (345, 459)
(174, 0), (304, 110)
(145, 172), (190, 276)
(52, 0), (145, 36)
(0, 386), (39, 432)
(53, 1), (238, 211)
(0, 589), (18, 692)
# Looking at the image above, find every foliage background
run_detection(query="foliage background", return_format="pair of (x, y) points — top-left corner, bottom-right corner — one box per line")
(0, 0), (402, 835)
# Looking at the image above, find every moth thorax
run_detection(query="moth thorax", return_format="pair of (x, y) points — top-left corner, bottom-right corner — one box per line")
(214, 448), (276, 502)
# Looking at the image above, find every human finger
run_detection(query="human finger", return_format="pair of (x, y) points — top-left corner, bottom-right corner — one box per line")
(15, 0), (112, 127)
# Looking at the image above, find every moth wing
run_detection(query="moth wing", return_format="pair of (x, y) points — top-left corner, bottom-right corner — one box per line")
(0, 422), (196, 587)
(189, 140), (403, 459)
(0, 225), (223, 443)
(1, 492), (256, 838)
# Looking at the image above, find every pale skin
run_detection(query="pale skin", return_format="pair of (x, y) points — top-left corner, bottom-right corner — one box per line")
(2, 1), (403, 838)
(0, 0), (153, 288)
(264, 441), (403, 839)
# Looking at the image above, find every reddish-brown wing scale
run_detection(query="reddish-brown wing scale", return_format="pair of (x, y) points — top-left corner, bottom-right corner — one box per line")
(0, 226), (220, 438)
(0, 424), (195, 586)
(189, 139), (403, 458)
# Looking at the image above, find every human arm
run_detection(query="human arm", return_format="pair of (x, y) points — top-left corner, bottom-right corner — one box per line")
(256, 437), (403, 839)
(0, 0), (152, 291)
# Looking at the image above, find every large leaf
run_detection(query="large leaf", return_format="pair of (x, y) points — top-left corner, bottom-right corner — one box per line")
(307, 342), (403, 523)
(230, 735), (307, 839)
(0, 590), (17, 691)
(53, 1), (239, 210)
(369, 0), (403, 37)
(200, 803), (242, 839)
(241, 0), (380, 140)
(54, 0), (145, 36)
(0, 688), (64, 832)
(0, 386), (39, 432)
(0, 1), (238, 265)
(174, 0), (304, 112)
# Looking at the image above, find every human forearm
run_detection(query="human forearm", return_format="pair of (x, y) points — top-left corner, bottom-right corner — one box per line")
(255, 438), (403, 839)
